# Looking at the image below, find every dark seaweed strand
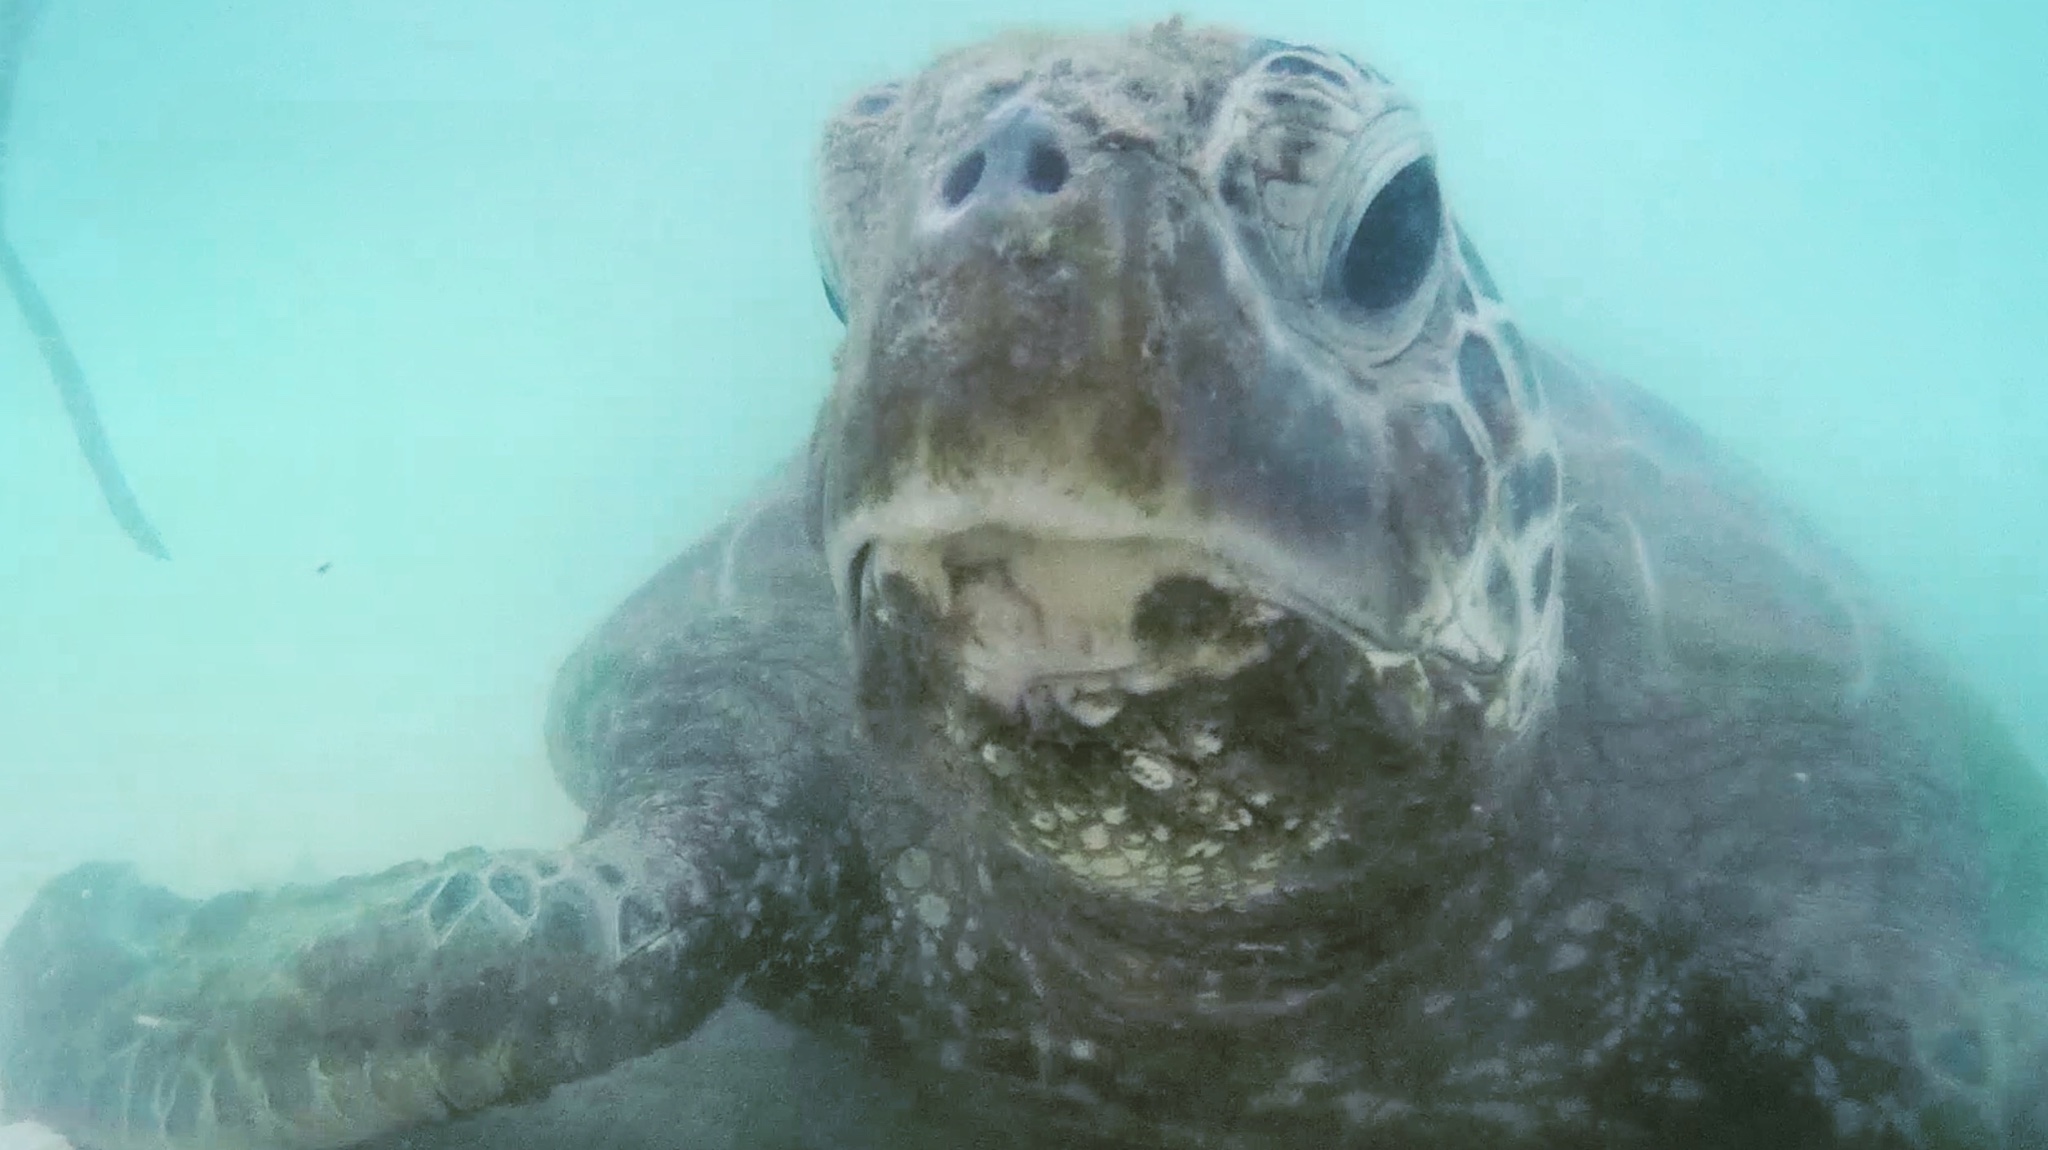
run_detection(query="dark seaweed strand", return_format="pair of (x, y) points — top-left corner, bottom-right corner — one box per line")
(2, 0), (170, 559)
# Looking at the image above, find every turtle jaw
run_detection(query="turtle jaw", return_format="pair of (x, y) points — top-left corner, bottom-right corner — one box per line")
(844, 528), (1487, 910)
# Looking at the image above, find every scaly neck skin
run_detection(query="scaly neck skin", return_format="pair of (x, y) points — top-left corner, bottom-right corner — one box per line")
(867, 702), (1513, 1030)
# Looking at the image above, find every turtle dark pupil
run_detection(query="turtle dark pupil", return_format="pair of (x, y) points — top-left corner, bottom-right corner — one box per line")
(1338, 158), (1442, 312)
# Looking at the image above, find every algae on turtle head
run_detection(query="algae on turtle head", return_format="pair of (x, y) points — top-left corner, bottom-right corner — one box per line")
(2, 0), (168, 560)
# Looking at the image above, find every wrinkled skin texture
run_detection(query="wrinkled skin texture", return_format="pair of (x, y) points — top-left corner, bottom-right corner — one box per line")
(5, 20), (2048, 1150)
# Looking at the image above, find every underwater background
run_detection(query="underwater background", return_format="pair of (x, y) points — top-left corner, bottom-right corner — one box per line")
(2, 1), (2042, 1144)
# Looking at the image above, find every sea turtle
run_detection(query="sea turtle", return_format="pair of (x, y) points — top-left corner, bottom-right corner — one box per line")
(4, 19), (2046, 1150)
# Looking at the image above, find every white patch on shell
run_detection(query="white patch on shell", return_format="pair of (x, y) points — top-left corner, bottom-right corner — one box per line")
(1564, 901), (1607, 935)
(1056, 685), (1125, 726)
(916, 892), (952, 930)
(1339, 1091), (1415, 1126)
(939, 1040), (967, 1071)
(1548, 943), (1588, 973)
(981, 742), (1019, 777)
(1125, 752), (1176, 791)
(894, 848), (932, 889)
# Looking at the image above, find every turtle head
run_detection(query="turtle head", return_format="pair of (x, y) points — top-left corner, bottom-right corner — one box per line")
(809, 22), (1564, 908)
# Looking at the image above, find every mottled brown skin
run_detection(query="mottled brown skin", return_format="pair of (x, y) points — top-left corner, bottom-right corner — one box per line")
(6, 20), (2048, 1150)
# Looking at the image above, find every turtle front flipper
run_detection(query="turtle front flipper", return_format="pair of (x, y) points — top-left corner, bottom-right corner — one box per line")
(0, 829), (734, 1150)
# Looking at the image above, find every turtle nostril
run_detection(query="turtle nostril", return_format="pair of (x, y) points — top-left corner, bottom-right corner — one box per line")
(937, 111), (1070, 211)
(1023, 141), (1068, 194)
(941, 150), (987, 208)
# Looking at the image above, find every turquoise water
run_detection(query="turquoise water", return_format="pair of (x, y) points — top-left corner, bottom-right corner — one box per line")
(0, 0), (2042, 1141)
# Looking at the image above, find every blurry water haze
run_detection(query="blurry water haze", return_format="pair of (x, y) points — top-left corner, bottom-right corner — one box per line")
(1, 0), (2042, 1080)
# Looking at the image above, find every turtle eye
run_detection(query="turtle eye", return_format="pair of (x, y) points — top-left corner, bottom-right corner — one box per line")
(1336, 158), (1442, 312)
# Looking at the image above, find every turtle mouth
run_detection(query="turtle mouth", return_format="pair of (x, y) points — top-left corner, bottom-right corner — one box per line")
(847, 531), (1474, 908)
(850, 531), (1286, 718)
